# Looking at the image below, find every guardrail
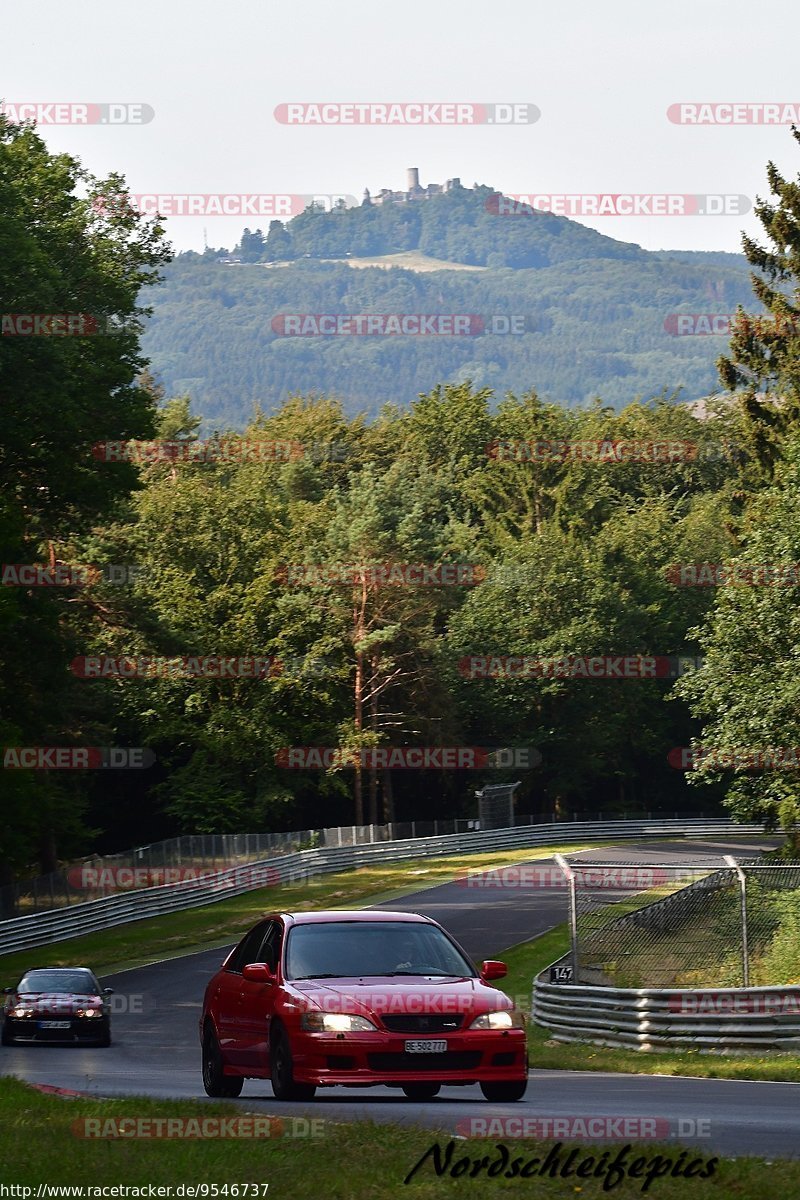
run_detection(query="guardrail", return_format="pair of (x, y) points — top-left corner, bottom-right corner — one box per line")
(0, 818), (765, 957)
(532, 973), (800, 1050)
(2, 810), (729, 917)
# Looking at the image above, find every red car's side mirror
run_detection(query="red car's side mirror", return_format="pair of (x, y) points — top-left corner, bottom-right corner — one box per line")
(481, 960), (507, 982)
(242, 963), (275, 983)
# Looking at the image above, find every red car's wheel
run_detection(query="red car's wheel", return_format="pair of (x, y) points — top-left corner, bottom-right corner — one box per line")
(270, 1027), (316, 1101)
(202, 1028), (243, 1098)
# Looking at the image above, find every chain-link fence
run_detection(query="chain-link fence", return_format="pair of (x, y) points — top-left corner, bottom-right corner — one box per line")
(1, 808), (717, 919)
(0, 817), (491, 917)
(558, 855), (800, 989)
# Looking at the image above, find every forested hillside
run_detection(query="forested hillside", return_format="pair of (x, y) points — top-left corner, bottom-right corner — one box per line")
(6, 115), (800, 876)
(140, 189), (755, 428)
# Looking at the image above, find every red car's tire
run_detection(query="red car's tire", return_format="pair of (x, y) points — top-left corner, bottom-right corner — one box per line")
(270, 1027), (316, 1101)
(202, 1028), (244, 1098)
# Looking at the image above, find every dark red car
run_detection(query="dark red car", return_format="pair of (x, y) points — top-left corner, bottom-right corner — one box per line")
(200, 910), (527, 1102)
(2, 967), (112, 1046)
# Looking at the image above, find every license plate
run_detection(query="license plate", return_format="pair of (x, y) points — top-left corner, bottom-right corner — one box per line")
(404, 1039), (447, 1054)
(39, 1020), (71, 1029)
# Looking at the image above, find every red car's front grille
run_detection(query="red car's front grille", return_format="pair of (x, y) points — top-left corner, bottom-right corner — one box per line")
(366, 1051), (482, 1072)
(379, 1014), (464, 1034)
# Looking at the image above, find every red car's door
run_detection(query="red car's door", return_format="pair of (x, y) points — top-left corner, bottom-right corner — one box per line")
(215, 922), (271, 1065)
(238, 920), (284, 1070)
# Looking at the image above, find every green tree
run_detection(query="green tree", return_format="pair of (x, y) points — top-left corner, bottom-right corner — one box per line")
(0, 113), (169, 873)
(676, 436), (800, 845)
(718, 127), (800, 476)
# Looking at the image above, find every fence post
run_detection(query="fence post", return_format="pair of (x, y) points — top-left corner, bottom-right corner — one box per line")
(554, 853), (579, 981)
(724, 855), (749, 987)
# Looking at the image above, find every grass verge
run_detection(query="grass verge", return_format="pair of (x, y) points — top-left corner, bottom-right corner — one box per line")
(0, 1075), (788, 1196)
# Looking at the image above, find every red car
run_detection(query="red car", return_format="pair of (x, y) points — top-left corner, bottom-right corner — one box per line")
(200, 910), (528, 1102)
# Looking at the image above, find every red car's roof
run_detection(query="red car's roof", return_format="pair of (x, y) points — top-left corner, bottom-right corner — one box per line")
(280, 910), (435, 925)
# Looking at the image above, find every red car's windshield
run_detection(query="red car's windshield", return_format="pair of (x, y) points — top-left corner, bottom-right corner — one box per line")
(284, 920), (477, 980)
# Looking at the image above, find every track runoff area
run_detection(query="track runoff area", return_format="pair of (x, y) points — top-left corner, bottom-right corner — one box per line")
(1, 836), (796, 1160)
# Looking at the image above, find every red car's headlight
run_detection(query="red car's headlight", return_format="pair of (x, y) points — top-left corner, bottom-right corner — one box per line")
(300, 1013), (378, 1033)
(468, 1009), (525, 1030)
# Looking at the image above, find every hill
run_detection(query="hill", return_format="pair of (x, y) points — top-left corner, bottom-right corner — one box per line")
(139, 186), (755, 428)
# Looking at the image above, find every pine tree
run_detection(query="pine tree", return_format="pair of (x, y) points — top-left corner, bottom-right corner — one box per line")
(718, 127), (800, 476)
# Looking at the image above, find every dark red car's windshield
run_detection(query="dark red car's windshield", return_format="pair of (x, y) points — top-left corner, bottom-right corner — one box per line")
(284, 921), (476, 980)
(17, 970), (98, 994)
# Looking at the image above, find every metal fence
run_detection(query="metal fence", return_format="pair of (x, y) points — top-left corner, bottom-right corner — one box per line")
(557, 855), (800, 989)
(0, 818), (763, 955)
(532, 978), (800, 1052)
(0, 810), (717, 918)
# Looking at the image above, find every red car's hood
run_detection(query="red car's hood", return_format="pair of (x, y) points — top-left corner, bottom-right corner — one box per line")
(288, 975), (514, 1019)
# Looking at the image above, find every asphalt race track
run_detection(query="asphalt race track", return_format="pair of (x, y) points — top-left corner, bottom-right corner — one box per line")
(3, 837), (799, 1159)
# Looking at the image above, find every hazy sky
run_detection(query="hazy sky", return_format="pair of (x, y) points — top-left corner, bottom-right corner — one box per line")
(3, 0), (799, 255)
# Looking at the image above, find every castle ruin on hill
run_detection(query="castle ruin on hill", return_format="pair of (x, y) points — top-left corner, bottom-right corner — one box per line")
(363, 167), (470, 207)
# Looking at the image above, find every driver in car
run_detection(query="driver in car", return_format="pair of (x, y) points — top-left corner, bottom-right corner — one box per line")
(392, 934), (422, 972)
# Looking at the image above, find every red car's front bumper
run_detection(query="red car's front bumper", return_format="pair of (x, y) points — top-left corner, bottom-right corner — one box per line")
(288, 1027), (528, 1087)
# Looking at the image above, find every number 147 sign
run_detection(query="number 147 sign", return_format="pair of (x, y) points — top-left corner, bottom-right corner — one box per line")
(549, 964), (574, 983)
